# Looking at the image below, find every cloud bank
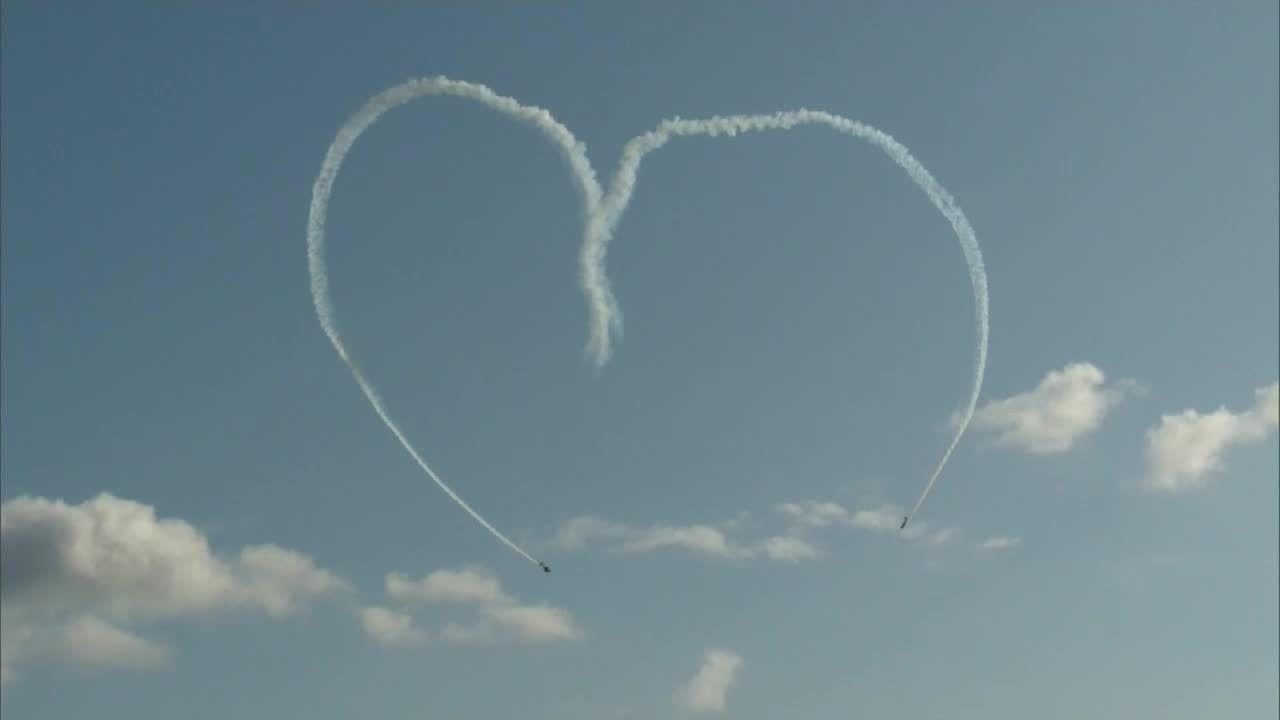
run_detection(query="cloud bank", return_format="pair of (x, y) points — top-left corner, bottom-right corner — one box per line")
(1145, 382), (1279, 492)
(969, 363), (1136, 453)
(0, 493), (346, 684)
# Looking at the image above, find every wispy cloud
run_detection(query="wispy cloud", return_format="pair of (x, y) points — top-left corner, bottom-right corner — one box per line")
(978, 536), (1022, 552)
(549, 496), (965, 568)
(359, 606), (427, 649)
(550, 516), (633, 551)
(0, 493), (346, 684)
(1145, 382), (1279, 492)
(848, 503), (914, 534)
(477, 603), (580, 642)
(759, 536), (820, 562)
(780, 500), (960, 548)
(776, 501), (850, 528)
(386, 566), (510, 606)
(677, 649), (742, 714)
(549, 515), (816, 564)
(619, 525), (752, 560)
(363, 566), (581, 648)
(969, 363), (1137, 454)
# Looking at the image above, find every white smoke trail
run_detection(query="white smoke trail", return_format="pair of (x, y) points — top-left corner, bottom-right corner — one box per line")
(581, 111), (988, 526)
(307, 77), (605, 567)
(310, 78), (986, 565)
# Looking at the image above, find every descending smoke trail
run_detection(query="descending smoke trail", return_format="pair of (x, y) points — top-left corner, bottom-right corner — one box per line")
(307, 77), (605, 567)
(580, 111), (988, 525)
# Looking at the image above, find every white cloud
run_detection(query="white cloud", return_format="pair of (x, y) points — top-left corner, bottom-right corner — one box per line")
(359, 606), (427, 649)
(1, 493), (239, 619)
(619, 525), (751, 560)
(759, 536), (820, 562)
(677, 649), (742, 714)
(238, 544), (349, 617)
(438, 621), (493, 645)
(777, 500), (955, 546)
(481, 604), (580, 642)
(0, 493), (346, 683)
(386, 566), (510, 606)
(380, 566), (580, 647)
(846, 503), (939, 542)
(550, 515), (818, 564)
(970, 363), (1135, 454)
(58, 616), (170, 668)
(978, 536), (1021, 552)
(849, 503), (910, 534)
(1145, 382), (1279, 492)
(549, 515), (633, 551)
(0, 494), (345, 620)
(0, 616), (170, 683)
(549, 516), (752, 559)
(776, 501), (849, 528)
(550, 498), (962, 569)
(439, 606), (581, 645)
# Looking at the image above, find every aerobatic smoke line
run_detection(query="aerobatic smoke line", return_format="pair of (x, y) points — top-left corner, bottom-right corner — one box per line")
(308, 78), (604, 567)
(309, 77), (986, 567)
(583, 111), (988, 525)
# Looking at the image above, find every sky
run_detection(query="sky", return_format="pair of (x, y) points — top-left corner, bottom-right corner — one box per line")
(2, 2), (1277, 718)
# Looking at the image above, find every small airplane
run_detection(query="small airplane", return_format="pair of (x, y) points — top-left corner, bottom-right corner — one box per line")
(539, 562), (551, 573)
(899, 516), (909, 530)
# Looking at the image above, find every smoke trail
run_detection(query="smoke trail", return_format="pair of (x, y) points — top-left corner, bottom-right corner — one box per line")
(581, 110), (988, 525)
(311, 78), (985, 562)
(307, 77), (605, 567)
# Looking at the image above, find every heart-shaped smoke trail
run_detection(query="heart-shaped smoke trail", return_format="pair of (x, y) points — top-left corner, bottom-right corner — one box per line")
(307, 77), (987, 568)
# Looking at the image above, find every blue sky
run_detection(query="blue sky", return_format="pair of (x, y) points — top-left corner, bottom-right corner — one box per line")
(2, 2), (1277, 718)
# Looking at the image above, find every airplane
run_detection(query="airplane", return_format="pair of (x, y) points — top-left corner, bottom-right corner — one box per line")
(539, 562), (551, 573)
(899, 516), (909, 530)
